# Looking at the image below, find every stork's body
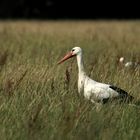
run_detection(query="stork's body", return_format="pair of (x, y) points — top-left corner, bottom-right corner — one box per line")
(58, 47), (133, 104)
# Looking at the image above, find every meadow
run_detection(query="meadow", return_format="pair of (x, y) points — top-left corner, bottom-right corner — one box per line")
(0, 20), (140, 140)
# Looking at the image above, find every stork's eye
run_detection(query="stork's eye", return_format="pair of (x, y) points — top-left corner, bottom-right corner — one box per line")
(72, 49), (75, 52)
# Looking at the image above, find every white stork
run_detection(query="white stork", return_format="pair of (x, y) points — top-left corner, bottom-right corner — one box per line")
(119, 57), (140, 69)
(58, 47), (134, 104)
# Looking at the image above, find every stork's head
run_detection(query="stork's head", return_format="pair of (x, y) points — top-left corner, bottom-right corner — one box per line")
(71, 47), (82, 55)
(119, 57), (124, 63)
(58, 47), (82, 64)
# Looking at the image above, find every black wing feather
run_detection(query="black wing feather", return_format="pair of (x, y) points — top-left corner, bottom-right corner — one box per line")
(109, 85), (134, 102)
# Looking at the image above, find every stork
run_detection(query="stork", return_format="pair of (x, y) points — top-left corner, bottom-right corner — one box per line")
(58, 47), (134, 104)
(119, 57), (140, 69)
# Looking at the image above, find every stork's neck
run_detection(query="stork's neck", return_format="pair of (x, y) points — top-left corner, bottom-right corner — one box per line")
(76, 53), (85, 74)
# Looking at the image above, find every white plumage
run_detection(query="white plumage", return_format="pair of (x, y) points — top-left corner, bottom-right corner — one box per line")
(58, 47), (133, 104)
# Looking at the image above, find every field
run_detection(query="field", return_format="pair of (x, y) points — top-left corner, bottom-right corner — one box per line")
(0, 20), (140, 140)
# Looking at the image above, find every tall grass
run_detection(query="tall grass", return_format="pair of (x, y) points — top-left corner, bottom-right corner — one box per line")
(0, 20), (140, 140)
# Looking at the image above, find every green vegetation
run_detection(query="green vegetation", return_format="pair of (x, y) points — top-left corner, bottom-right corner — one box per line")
(0, 21), (140, 140)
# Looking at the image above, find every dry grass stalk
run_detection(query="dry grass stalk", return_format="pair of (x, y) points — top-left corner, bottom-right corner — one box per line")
(3, 70), (27, 95)
(0, 50), (8, 65)
(28, 103), (43, 138)
(65, 68), (70, 86)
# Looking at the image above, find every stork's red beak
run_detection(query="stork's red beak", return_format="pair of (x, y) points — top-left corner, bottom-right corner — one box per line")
(58, 51), (75, 64)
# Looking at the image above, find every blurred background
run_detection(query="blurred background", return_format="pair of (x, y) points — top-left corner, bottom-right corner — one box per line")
(0, 0), (139, 19)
